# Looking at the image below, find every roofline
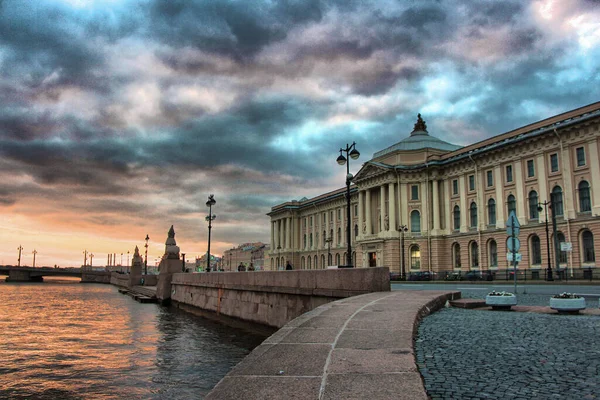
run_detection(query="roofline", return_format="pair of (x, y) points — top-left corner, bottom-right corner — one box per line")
(268, 186), (358, 215)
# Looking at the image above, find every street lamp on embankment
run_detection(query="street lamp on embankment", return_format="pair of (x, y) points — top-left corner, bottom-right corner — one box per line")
(336, 142), (360, 267)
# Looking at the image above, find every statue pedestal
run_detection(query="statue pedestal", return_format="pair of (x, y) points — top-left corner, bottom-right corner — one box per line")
(156, 258), (183, 304)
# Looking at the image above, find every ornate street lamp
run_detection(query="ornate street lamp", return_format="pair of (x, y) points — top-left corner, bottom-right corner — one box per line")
(538, 201), (553, 281)
(17, 245), (23, 267)
(144, 234), (150, 275)
(206, 194), (216, 271)
(337, 142), (360, 267)
(398, 225), (408, 280)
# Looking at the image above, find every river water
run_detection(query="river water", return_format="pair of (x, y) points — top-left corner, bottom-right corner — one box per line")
(0, 278), (265, 399)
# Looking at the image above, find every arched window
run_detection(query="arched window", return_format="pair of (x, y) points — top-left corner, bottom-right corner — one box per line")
(470, 202), (477, 228)
(488, 198), (496, 225)
(470, 241), (479, 268)
(410, 210), (421, 233)
(579, 181), (591, 212)
(531, 235), (541, 265)
(529, 190), (539, 219)
(307, 255), (312, 269)
(557, 232), (567, 264)
(488, 240), (498, 268)
(321, 255), (325, 269)
(582, 231), (595, 263)
(314, 255), (318, 269)
(328, 253), (332, 266)
(276, 258), (280, 269)
(271, 258), (274, 269)
(507, 194), (516, 216)
(410, 245), (420, 270)
(335, 253), (340, 265)
(452, 243), (461, 269)
(453, 205), (460, 230)
(552, 186), (563, 216)
(301, 256), (305, 269)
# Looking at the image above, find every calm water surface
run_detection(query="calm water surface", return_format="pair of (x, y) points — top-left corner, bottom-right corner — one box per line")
(0, 278), (265, 399)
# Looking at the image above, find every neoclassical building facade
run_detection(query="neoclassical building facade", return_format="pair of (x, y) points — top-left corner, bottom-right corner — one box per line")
(267, 102), (600, 277)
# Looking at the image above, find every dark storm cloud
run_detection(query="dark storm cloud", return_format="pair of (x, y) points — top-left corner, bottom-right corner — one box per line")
(146, 0), (323, 61)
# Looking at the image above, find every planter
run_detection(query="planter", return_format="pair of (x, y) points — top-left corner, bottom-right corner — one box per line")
(550, 297), (586, 313)
(486, 293), (517, 310)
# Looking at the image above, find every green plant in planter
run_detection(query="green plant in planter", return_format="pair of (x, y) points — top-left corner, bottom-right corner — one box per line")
(552, 292), (581, 299)
(487, 291), (515, 296)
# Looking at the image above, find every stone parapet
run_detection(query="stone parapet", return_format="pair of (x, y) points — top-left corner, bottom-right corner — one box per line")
(170, 267), (390, 328)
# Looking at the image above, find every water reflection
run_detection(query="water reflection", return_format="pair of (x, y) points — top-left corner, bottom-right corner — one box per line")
(0, 280), (264, 399)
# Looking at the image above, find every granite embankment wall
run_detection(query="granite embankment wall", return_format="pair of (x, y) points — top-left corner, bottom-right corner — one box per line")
(81, 271), (111, 283)
(109, 272), (158, 287)
(169, 267), (390, 328)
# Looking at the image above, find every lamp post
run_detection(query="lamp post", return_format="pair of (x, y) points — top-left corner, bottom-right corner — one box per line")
(144, 234), (149, 275)
(336, 142), (360, 267)
(17, 245), (23, 267)
(206, 194), (216, 271)
(325, 235), (332, 266)
(32, 249), (37, 268)
(127, 250), (130, 267)
(83, 250), (88, 267)
(399, 224), (408, 280)
(538, 201), (553, 281)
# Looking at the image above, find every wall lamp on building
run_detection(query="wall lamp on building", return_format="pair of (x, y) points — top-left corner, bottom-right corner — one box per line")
(205, 194), (217, 272)
(537, 201), (553, 281)
(336, 142), (360, 267)
(398, 224), (408, 280)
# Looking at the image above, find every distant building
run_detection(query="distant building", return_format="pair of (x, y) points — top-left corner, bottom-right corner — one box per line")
(268, 102), (600, 278)
(222, 242), (269, 271)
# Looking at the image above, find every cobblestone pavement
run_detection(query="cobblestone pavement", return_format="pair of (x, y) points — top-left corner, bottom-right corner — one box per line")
(416, 306), (600, 399)
(459, 289), (600, 307)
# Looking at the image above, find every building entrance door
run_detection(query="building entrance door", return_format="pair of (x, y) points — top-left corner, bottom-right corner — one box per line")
(368, 252), (377, 267)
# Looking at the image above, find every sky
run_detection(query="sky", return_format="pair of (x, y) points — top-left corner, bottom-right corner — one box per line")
(1, 0), (599, 268)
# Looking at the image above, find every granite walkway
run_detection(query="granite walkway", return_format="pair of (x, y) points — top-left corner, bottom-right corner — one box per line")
(206, 290), (460, 400)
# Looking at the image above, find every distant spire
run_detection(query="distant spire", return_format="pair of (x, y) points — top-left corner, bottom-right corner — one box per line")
(168, 225), (175, 238)
(412, 113), (428, 134)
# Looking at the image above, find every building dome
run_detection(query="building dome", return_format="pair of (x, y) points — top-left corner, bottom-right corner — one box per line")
(373, 114), (461, 158)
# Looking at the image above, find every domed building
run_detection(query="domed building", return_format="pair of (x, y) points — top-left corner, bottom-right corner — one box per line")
(267, 102), (600, 280)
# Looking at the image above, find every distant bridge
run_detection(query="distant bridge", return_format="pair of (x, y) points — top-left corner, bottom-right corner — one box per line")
(0, 266), (110, 283)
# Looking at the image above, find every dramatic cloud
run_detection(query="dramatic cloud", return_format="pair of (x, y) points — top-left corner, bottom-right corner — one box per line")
(0, 0), (599, 266)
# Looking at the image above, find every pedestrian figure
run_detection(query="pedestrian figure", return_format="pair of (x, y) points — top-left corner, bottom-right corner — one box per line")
(238, 262), (246, 272)
(248, 263), (255, 271)
(285, 261), (293, 270)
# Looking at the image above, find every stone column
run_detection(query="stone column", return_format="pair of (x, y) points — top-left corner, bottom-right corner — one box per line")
(400, 183), (408, 226)
(421, 181), (428, 234)
(432, 179), (440, 233)
(388, 183), (396, 232)
(358, 191), (364, 237)
(561, 146), (575, 220)
(312, 213), (316, 249)
(365, 189), (372, 235)
(271, 221), (275, 252)
(494, 166), (505, 228)
(287, 217), (292, 251)
(514, 162), (526, 225)
(340, 206), (345, 245)
(588, 140), (600, 216)
(537, 154), (549, 223)
(380, 185), (386, 232)
(444, 179), (451, 233)
(459, 176), (467, 232)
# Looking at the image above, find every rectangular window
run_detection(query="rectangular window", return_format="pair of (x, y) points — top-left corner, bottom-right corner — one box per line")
(469, 175), (475, 191)
(337, 209), (341, 220)
(303, 218), (307, 228)
(452, 179), (458, 195)
(506, 165), (513, 183)
(411, 185), (419, 200)
(354, 205), (358, 217)
(550, 153), (559, 172)
(527, 159), (535, 178)
(486, 170), (493, 187)
(310, 216), (313, 225)
(576, 147), (586, 167)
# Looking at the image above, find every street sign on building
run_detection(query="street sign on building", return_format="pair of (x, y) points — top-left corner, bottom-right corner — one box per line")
(506, 211), (520, 236)
(507, 237), (521, 252)
(507, 253), (522, 262)
(560, 242), (573, 252)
